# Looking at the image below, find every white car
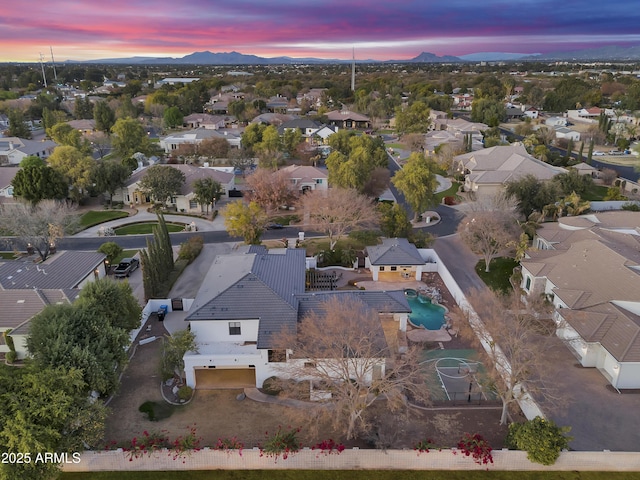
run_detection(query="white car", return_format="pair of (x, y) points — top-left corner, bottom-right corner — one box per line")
(593, 151), (605, 156)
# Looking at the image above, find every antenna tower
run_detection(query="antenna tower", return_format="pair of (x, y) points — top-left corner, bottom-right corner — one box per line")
(39, 53), (47, 88)
(351, 47), (355, 91)
(50, 46), (58, 82)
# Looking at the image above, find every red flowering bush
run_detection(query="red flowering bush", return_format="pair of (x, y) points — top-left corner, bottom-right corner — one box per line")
(455, 432), (493, 466)
(259, 426), (301, 461)
(414, 438), (438, 455)
(311, 439), (345, 457)
(121, 430), (169, 461)
(215, 437), (244, 456)
(170, 424), (202, 462)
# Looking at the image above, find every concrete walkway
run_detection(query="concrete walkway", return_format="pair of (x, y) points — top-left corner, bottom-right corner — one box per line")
(244, 387), (329, 409)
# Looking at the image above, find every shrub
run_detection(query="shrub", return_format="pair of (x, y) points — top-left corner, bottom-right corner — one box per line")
(177, 386), (193, 401)
(444, 196), (457, 205)
(262, 376), (283, 396)
(622, 202), (640, 211)
(215, 437), (244, 455)
(506, 417), (572, 466)
(311, 439), (345, 456)
(260, 426), (301, 461)
(178, 236), (204, 263)
(139, 401), (156, 421)
(5, 351), (17, 364)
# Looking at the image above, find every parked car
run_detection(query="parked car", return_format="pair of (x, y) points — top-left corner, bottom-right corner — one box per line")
(113, 258), (140, 278)
(593, 151), (605, 156)
(266, 222), (284, 230)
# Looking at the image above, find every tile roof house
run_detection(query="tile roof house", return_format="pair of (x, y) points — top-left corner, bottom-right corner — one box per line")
(0, 137), (58, 166)
(454, 143), (566, 196)
(182, 247), (411, 389)
(280, 164), (328, 192)
(0, 289), (75, 360)
(183, 114), (227, 130)
(0, 251), (107, 360)
(365, 238), (428, 281)
(325, 110), (371, 130)
(111, 164), (235, 212)
(520, 211), (640, 389)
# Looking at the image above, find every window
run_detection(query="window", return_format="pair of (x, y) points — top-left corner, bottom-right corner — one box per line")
(268, 349), (287, 362)
(315, 178), (323, 184)
(379, 266), (385, 272)
(189, 200), (198, 209)
(525, 277), (531, 291)
(228, 322), (241, 335)
(390, 266), (397, 272)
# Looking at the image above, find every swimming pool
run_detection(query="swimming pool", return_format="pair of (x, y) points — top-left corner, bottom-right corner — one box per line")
(404, 288), (447, 330)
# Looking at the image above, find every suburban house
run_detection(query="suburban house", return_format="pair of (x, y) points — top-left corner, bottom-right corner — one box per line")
(431, 118), (488, 151)
(523, 107), (539, 119)
(67, 119), (96, 135)
(0, 250), (108, 360)
(365, 238), (429, 281)
(280, 164), (328, 193)
(112, 164), (234, 212)
(325, 110), (371, 130)
(0, 289), (75, 360)
(0, 166), (19, 203)
(454, 143), (566, 196)
(0, 137), (57, 165)
(520, 211), (640, 390)
(266, 95), (289, 113)
(277, 118), (324, 139)
(182, 247), (411, 389)
(250, 113), (294, 127)
(553, 126), (581, 141)
(159, 127), (242, 152)
(183, 113), (227, 130)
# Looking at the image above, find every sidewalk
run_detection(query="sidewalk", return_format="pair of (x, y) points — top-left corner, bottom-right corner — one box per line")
(74, 207), (227, 238)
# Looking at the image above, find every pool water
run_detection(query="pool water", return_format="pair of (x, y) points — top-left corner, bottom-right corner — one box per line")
(405, 289), (446, 330)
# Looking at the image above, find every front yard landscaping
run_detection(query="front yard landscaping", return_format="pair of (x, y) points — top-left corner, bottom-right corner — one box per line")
(114, 222), (186, 235)
(79, 210), (130, 228)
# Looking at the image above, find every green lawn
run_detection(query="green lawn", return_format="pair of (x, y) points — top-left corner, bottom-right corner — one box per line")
(475, 257), (519, 294)
(0, 252), (17, 259)
(435, 181), (461, 203)
(114, 222), (186, 235)
(581, 184), (610, 201)
(58, 470), (639, 480)
(79, 210), (130, 228)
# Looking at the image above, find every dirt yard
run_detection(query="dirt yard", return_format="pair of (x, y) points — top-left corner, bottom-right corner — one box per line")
(103, 281), (509, 452)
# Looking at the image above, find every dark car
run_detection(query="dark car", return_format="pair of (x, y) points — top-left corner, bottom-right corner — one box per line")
(113, 258), (140, 278)
(266, 222), (284, 230)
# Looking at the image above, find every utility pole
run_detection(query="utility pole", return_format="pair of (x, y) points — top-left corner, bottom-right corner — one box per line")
(39, 53), (47, 88)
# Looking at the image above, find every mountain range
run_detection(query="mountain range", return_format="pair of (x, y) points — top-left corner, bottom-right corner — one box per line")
(63, 45), (640, 65)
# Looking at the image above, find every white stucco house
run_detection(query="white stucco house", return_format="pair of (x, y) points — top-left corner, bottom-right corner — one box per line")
(520, 211), (640, 390)
(160, 127), (241, 152)
(182, 246), (411, 389)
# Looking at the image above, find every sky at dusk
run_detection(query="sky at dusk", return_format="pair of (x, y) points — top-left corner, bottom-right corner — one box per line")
(2, 0), (640, 62)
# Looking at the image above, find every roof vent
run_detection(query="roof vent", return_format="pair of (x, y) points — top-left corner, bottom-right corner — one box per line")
(17, 299), (25, 304)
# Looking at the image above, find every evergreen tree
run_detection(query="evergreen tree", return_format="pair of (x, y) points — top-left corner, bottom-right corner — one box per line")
(140, 213), (174, 299)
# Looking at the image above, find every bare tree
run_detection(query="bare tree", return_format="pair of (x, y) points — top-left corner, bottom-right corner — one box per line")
(297, 188), (379, 249)
(0, 200), (78, 261)
(462, 288), (560, 425)
(244, 168), (298, 215)
(274, 296), (429, 440)
(457, 196), (520, 272)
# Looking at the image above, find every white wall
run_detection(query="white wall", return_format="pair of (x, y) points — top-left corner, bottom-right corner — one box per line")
(191, 319), (260, 343)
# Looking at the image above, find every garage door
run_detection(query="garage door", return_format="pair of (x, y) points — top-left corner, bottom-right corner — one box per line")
(194, 367), (256, 389)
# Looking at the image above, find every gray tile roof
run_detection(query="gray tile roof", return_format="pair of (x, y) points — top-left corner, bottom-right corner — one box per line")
(186, 248), (306, 348)
(0, 166), (19, 189)
(296, 290), (411, 317)
(0, 251), (106, 290)
(366, 238), (425, 266)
